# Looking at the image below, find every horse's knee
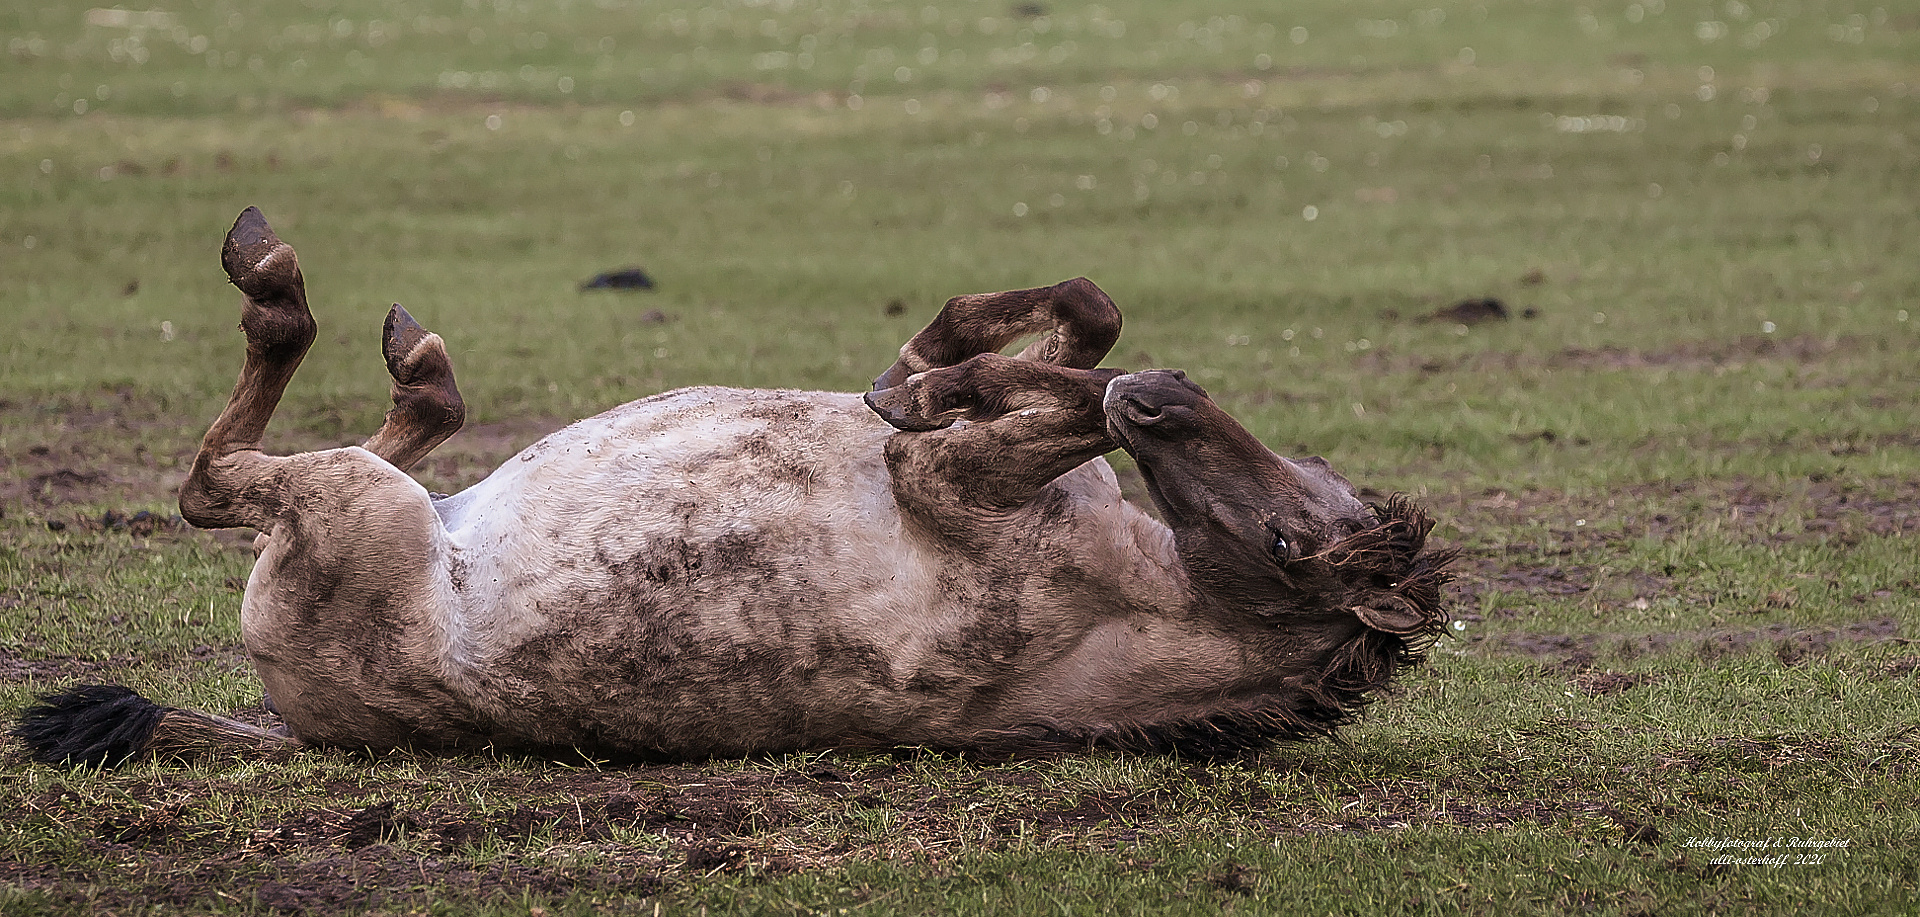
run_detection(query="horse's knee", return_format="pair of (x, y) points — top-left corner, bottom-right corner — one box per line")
(179, 450), (284, 531)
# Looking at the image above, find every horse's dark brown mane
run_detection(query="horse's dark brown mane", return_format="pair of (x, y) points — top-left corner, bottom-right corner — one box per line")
(1324, 494), (1455, 648)
(970, 495), (1455, 759)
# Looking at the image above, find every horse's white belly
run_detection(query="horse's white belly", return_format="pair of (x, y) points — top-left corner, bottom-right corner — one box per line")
(444, 385), (926, 617)
(419, 388), (977, 743)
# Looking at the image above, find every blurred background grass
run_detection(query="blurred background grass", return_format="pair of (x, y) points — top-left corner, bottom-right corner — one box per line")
(3, 2), (1913, 500)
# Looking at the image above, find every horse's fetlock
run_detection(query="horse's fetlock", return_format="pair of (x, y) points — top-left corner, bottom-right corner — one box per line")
(240, 308), (316, 357)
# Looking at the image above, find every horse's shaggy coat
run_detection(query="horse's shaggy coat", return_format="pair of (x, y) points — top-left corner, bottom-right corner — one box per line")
(14, 208), (1452, 768)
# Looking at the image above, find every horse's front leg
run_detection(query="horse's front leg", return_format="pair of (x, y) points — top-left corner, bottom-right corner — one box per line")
(867, 354), (1123, 530)
(872, 277), (1122, 390)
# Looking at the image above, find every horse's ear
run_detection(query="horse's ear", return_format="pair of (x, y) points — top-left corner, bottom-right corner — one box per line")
(1352, 596), (1428, 635)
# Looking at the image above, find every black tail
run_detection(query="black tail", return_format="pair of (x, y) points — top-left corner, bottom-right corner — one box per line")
(12, 683), (298, 769)
(13, 684), (169, 768)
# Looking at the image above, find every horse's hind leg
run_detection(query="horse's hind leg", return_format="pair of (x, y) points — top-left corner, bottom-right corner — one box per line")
(178, 207), (315, 532)
(361, 304), (464, 473)
(871, 277), (1122, 390)
(179, 208), (463, 533)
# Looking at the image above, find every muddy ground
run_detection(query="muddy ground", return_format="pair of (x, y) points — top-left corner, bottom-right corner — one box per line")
(2, 386), (1915, 913)
(0, 745), (1715, 914)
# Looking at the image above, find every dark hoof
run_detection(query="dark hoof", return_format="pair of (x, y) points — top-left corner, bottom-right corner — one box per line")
(383, 304), (437, 381)
(377, 303), (465, 440)
(871, 360), (914, 393)
(221, 207), (302, 301)
(863, 389), (954, 432)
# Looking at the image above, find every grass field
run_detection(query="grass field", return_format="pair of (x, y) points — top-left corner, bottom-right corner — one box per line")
(2, 0), (1918, 913)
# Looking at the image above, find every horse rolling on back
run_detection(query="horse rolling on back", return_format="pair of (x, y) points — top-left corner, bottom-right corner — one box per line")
(14, 208), (1452, 768)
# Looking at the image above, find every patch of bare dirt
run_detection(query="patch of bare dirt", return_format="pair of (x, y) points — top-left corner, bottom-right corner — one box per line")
(1205, 861), (1258, 895)
(1432, 477), (1920, 621)
(1883, 656), (1920, 678)
(1482, 616), (1906, 666)
(0, 392), (193, 510)
(1451, 558), (1600, 610)
(0, 748), (1668, 914)
(0, 648), (145, 683)
(1553, 333), (1852, 371)
(0, 393), (570, 517)
(1362, 332), (1865, 376)
(1, 644), (251, 686)
(1440, 478), (1920, 545)
(1570, 669), (1658, 696)
(45, 509), (193, 536)
(8, 468), (115, 507)
(1655, 732), (1920, 777)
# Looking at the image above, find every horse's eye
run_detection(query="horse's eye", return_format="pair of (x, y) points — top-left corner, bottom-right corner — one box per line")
(1270, 531), (1291, 562)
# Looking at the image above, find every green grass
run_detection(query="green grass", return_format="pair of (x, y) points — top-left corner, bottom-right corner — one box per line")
(3, 0), (1919, 914)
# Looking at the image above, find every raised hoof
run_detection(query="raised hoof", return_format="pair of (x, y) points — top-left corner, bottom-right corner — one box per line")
(382, 304), (452, 386)
(871, 360), (915, 393)
(221, 207), (303, 302)
(220, 208), (314, 358)
(863, 387), (955, 433)
(372, 303), (465, 461)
